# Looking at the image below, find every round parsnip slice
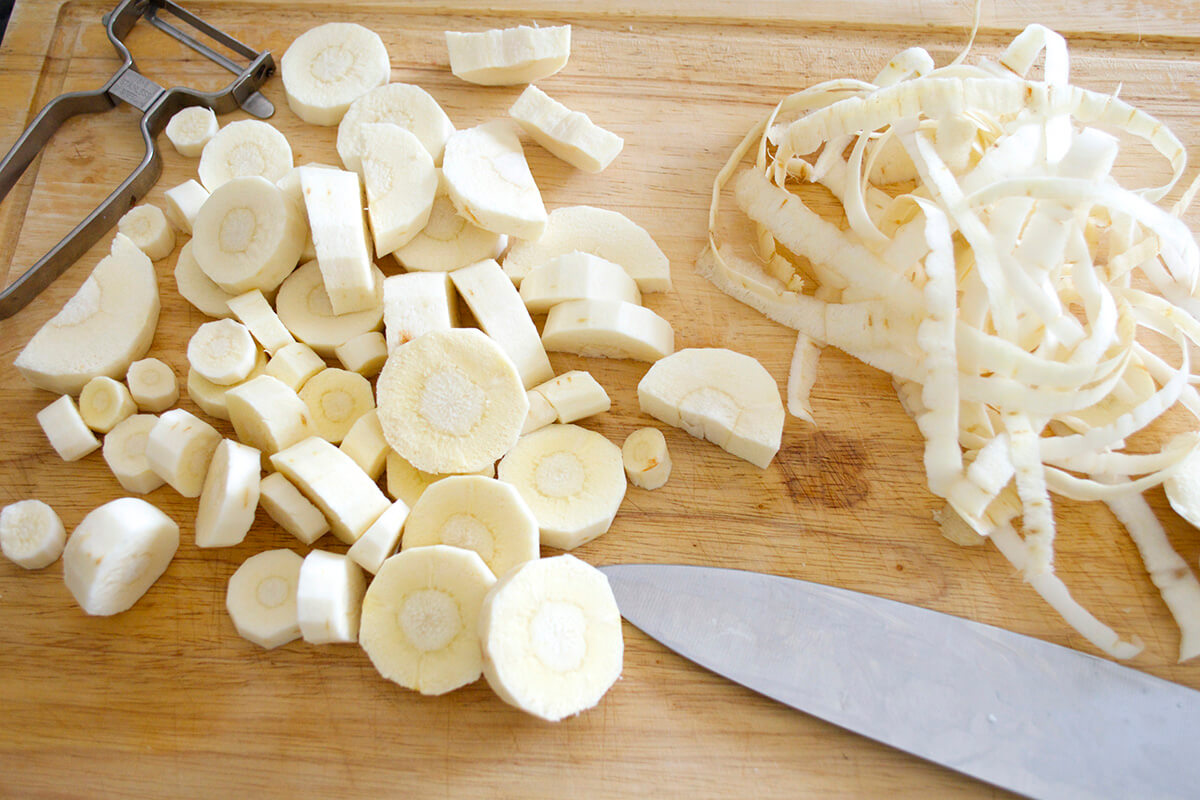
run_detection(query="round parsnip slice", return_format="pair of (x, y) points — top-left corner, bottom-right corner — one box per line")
(126, 358), (178, 412)
(192, 176), (305, 295)
(637, 348), (784, 469)
(187, 319), (258, 386)
(117, 204), (175, 261)
(281, 22), (390, 126)
(226, 549), (304, 649)
(622, 427), (671, 490)
(79, 376), (136, 433)
(15, 233), (159, 396)
(501, 205), (672, 292)
(497, 424), (626, 550)
(401, 475), (540, 579)
(479, 554), (622, 721)
(442, 120), (547, 241)
(102, 414), (164, 495)
(359, 123), (438, 256)
(376, 329), (529, 475)
(359, 545), (496, 695)
(445, 25), (571, 86)
(391, 172), (507, 273)
(198, 120), (294, 192)
(164, 106), (218, 157)
(275, 260), (384, 356)
(337, 83), (456, 170)
(0, 500), (66, 570)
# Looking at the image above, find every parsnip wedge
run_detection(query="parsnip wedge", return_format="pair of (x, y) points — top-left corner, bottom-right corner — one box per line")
(15, 233), (159, 396)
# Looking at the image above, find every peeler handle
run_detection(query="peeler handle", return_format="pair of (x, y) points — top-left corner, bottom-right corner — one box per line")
(0, 87), (163, 320)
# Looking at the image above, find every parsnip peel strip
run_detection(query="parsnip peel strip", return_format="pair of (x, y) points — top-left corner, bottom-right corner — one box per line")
(701, 23), (1200, 661)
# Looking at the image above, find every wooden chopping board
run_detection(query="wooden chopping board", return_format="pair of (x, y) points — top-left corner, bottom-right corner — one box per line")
(2, 1), (1199, 796)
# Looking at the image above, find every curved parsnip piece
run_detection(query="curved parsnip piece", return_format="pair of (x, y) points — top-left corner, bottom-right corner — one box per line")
(501, 205), (671, 292)
(509, 85), (623, 173)
(541, 299), (674, 363)
(359, 123), (438, 256)
(637, 348), (784, 469)
(15, 233), (159, 396)
(270, 436), (391, 545)
(445, 25), (570, 86)
(391, 172), (507, 272)
(442, 121), (546, 241)
(337, 83), (456, 170)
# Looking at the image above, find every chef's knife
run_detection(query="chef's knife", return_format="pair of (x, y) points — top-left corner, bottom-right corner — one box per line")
(598, 563), (1200, 800)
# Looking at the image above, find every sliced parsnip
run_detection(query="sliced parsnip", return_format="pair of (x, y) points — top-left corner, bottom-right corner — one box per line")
(442, 121), (546, 241)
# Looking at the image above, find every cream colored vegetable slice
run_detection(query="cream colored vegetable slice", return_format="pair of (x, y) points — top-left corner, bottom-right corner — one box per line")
(385, 450), (495, 508)
(186, 348), (267, 422)
(346, 499), (410, 574)
(382, 271), (458, 351)
(192, 175), (305, 295)
(117, 205), (175, 261)
(479, 553), (622, 721)
(145, 408), (222, 498)
(15, 233), (159, 395)
(334, 331), (387, 377)
(265, 341), (326, 392)
(0, 500), (66, 570)
(62, 498), (179, 616)
(534, 370), (610, 423)
(1164, 447), (1200, 528)
(501, 205), (672, 292)
(276, 260), (384, 356)
(297, 549), (367, 644)
(174, 240), (235, 319)
(519, 251), (642, 313)
(225, 374), (314, 457)
(522, 389), (557, 435)
(622, 427), (671, 490)
(541, 299), (674, 363)
(281, 22), (390, 126)
(163, 179), (209, 234)
(442, 121), (547, 241)
(401, 475), (539, 579)
(165, 106), (218, 157)
(445, 24), (570, 86)
(299, 367), (375, 444)
(376, 328), (529, 474)
(450, 258), (553, 388)
(226, 290), (296, 355)
(496, 423), (626, 550)
(126, 358), (177, 412)
(259, 472), (330, 546)
(101, 414), (164, 494)
(359, 544), (496, 694)
(337, 83), (456, 170)
(358, 123), (438, 255)
(195, 439), (262, 548)
(509, 85), (623, 173)
(270, 436), (391, 544)
(226, 549), (304, 649)
(198, 119), (294, 192)
(637, 348), (784, 469)
(37, 395), (99, 462)
(299, 166), (378, 315)
(187, 319), (258, 386)
(79, 376), (136, 433)
(339, 409), (389, 480)
(391, 172), (507, 272)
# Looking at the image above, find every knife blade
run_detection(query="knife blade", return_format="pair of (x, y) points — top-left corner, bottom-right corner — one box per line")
(598, 563), (1200, 800)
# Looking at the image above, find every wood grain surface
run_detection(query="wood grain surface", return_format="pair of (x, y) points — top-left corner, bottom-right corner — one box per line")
(2, 1), (1199, 797)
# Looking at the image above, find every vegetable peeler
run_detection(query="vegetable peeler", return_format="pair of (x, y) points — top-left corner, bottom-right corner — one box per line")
(0, 0), (275, 320)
